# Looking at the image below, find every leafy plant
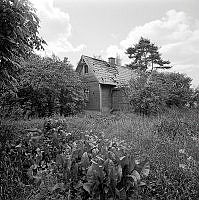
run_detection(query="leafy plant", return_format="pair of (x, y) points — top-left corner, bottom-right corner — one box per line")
(0, 119), (150, 200)
(0, 0), (46, 91)
(2, 110), (199, 200)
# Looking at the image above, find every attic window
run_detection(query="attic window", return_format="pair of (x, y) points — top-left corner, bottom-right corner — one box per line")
(84, 65), (88, 74)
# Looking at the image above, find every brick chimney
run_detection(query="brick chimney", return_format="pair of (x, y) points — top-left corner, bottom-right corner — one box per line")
(108, 57), (116, 66)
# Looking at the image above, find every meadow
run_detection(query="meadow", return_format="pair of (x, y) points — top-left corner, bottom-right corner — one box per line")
(1, 108), (199, 199)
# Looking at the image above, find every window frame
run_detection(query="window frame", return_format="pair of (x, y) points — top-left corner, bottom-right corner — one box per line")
(84, 65), (88, 74)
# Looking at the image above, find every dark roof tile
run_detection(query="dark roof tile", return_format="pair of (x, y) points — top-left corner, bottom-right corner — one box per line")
(81, 55), (135, 86)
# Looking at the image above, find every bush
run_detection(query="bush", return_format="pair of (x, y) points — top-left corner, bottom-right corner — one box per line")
(125, 70), (193, 115)
(0, 54), (86, 119)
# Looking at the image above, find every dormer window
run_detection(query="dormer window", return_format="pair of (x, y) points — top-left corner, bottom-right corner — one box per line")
(84, 65), (88, 74)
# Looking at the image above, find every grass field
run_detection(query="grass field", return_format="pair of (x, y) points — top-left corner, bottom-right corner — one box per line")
(1, 108), (199, 199)
(2, 108), (199, 171)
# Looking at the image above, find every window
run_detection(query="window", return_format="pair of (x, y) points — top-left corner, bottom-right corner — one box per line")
(84, 89), (89, 101)
(84, 65), (88, 74)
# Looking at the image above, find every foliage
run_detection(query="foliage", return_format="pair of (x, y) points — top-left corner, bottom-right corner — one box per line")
(1, 109), (199, 199)
(162, 72), (193, 107)
(0, 119), (150, 200)
(125, 70), (193, 115)
(0, 54), (86, 119)
(189, 88), (199, 108)
(0, 0), (46, 91)
(126, 37), (171, 71)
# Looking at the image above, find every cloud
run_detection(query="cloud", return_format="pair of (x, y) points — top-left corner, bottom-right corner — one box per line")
(106, 45), (124, 58)
(31, 0), (86, 57)
(105, 9), (199, 86)
(120, 10), (193, 48)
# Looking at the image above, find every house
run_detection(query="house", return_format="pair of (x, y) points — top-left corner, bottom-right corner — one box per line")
(76, 55), (136, 112)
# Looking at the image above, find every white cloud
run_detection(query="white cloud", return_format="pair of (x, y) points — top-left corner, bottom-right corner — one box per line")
(105, 9), (199, 86)
(120, 9), (194, 48)
(105, 45), (129, 64)
(106, 45), (123, 58)
(31, 0), (86, 57)
(47, 36), (86, 54)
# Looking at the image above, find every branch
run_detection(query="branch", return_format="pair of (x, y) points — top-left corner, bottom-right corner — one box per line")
(154, 66), (172, 69)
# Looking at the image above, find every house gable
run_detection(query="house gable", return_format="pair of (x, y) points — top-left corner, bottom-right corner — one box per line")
(76, 56), (100, 111)
(76, 55), (136, 112)
(76, 55), (136, 86)
(76, 56), (98, 83)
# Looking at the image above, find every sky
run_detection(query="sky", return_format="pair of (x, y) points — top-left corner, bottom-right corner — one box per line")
(31, 0), (199, 87)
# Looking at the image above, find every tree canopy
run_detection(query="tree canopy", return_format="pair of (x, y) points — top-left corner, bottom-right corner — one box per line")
(0, 54), (86, 119)
(126, 37), (172, 71)
(125, 70), (193, 115)
(0, 0), (46, 91)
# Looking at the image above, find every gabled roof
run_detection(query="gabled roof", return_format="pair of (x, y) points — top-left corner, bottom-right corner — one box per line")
(77, 55), (135, 86)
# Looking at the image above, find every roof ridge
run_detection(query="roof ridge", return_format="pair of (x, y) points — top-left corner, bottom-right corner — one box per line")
(82, 55), (107, 63)
(82, 55), (128, 69)
(78, 55), (135, 86)
(117, 65), (131, 69)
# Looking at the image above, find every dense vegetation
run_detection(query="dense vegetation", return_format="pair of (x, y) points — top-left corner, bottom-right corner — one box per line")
(1, 1), (199, 200)
(0, 0), (86, 119)
(0, 54), (86, 119)
(123, 37), (198, 115)
(0, 0), (46, 91)
(1, 109), (199, 199)
(124, 70), (196, 115)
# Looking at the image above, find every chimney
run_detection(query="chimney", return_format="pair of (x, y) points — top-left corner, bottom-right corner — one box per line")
(108, 57), (116, 66)
(116, 54), (121, 66)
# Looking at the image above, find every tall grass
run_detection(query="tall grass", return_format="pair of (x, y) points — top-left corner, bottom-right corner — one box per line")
(1, 108), (199, 199)
(104, 108), (199, 168)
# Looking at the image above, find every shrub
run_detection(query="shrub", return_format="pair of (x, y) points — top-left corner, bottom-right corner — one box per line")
(126, 70), (167, 115)
(0, 54), (86, 119)
(125, 70), (193, 115)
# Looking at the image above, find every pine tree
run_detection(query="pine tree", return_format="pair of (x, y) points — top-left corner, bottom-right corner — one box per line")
(126, 37), (172, 71)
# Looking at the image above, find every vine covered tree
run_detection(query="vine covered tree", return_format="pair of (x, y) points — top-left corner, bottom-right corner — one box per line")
(126, 37), (172, 71)
(0, 0), (46, 91)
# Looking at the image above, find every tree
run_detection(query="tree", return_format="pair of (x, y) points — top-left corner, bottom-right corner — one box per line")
(162, 72), (193, 107)
(125, 70), (193, 115)
(20, 54), (86, 117)
(0, 54), (87, 119)
(0, 0), (46, 91)
(126, 37), (171, 71)
(188, 86), (199, 108)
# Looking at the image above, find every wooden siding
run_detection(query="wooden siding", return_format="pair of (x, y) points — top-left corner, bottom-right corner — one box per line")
(79, 62), (98, 83)
(76, 56), (135, 112)
(112, 88), (129, 111)
(76, 61), (100, 111)
(86, 82), (100, 110)
(101, 84), (114, 112)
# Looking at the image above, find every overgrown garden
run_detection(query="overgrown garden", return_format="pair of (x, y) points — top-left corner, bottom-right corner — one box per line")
(1, 0), (199, 200)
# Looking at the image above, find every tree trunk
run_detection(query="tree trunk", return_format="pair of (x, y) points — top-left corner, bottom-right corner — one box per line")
(151, 59), (154, 72)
